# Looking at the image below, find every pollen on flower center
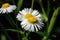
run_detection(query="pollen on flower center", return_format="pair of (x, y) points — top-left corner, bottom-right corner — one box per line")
(2, 3), (10, 8)
(24, 14), (37, 23)
(28, 17), (37, 23)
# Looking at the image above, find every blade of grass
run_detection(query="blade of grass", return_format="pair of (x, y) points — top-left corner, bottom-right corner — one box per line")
(0, 23), (12, 40)
(4, 14), (18, 28)
(31, 0), (34, 9)
(15, 0), (23, 14)
(42, 7), (60, 40)
(5, 29), (24, 35)
(36, 31), (45, 36)
(38, 0), (46, 16)
(22, 32), (30, 40)
(5, 29), (24, 40)
(14, 0), (23, 31)
(45, 0), (50, 33)
(14, 0), (23, 40)
(47, 7), (60, 35)
(4, 31), (12, 40)
(1, 34), (6, 40)
(4, 14), (22, 40)
(47, 1), (50, 15)
(38, 0), (48, 22)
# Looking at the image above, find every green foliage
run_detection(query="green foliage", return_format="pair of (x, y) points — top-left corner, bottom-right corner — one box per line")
(15, 0), (23, 14)
(0, 0), (60, 40)
(1, 34), (6, 40)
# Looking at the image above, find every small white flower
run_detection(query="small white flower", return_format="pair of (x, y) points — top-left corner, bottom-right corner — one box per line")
(0, 3), (16, 13)
(16, 8), (44, 32)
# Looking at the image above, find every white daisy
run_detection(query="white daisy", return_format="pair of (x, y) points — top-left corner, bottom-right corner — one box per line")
(0, 3), (16, 13)
(16, 8), (44, 32)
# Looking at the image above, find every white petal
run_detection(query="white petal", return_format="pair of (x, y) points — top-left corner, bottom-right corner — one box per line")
(25, 8), (29, 13)
(21, 21), (26, 25)
(30, 24), (34, 32)
(24, 24), (31, 30)
(28, 8), (33, 13)
(21, 21), (27, 28)
(6, 8), (13, 13)
(36, 24), (42, 30)
(32, 10), (39, 16)
(35, 25), (38, 31)
(22, 24), (27, 28)
(36, 14), (41, 18)
(0, 8), (2, 13)
(19, 10), (27, 15)
(2, 9), (6, 13)
(9, 5), (16, 10)
(16, 13), (23, 21)
(38, 20), (44, 26)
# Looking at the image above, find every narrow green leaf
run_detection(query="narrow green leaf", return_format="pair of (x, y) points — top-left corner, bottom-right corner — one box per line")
(31, 0), (34, 9)
(47, 7), (60, 34)
(38, 0), (46, 15)
(5, 29), (24, 34)
(47, 1), (50, 15)
(4, 14), (22, 40)
(38, 0), (48, 22)
(5, 29), (20, 32)
(4, 14), (19, 29)
(1, 34), (6, 40)
(42, 7), (60, 40)
(0, 23), (12, 40)
(36, 31), (45, 36)
(15, 0), (23, 14)
(5, 27), (44, 37)
(4, 32), (12, 40)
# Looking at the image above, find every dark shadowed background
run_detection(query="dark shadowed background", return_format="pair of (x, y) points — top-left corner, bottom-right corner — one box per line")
(0, 0), (60, 40)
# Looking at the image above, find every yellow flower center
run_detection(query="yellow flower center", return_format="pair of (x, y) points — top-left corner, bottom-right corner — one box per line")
(24, 14), (33, 18)
(2, 3), (10, 8)
(24, 14), (37, 23)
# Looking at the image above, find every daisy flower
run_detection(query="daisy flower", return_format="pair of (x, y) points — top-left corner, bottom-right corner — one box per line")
(0, 3), (16, 13)
(16, 8), (44, 32)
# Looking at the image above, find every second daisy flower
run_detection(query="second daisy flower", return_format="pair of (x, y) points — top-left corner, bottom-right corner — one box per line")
(16, 8), (44, 32)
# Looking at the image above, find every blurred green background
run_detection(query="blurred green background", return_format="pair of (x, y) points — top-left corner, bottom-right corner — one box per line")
(0, 0), (60, 40)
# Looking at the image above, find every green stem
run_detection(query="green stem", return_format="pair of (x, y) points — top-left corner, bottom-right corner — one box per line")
(5, 29), (24, 40)
(36, 31), (45, 36)
(42, 7), (60, 40)
(22, 32), (30, 40)
(31, 0), (34, 9)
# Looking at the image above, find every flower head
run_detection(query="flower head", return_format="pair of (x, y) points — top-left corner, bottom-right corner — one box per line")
(0, 3), (16, 13)
(16, 8), (44, 32)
